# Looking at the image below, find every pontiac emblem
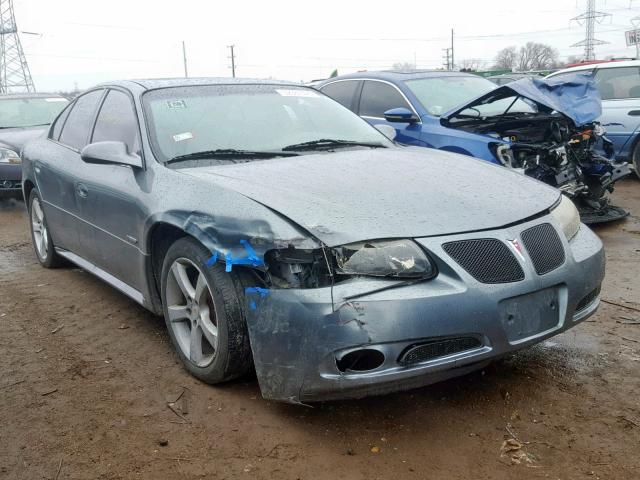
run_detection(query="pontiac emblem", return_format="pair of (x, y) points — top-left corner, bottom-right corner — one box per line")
(507, 239), (526, 262)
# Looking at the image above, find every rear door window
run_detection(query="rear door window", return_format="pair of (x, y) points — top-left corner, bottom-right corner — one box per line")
(92, 89), (140, 154)
(59, 90), (104, 150)
(320, 80), (360, 111)
(359, 80), (411, 118)
(594, 66), (640, 99)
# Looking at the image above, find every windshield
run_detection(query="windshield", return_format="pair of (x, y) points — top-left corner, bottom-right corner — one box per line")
(0, 96), (69, 128)
(143, 84), (391, 162)
(405, 76), (497, 116)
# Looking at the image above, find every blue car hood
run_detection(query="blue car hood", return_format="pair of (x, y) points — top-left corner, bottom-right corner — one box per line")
(443, 73), (601, 127)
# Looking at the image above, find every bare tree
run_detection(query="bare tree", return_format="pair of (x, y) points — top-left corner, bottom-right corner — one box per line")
(458, 58), (487, 71)
(565, 55), (583, 65)
(392, 62), (416, 72)
(493, 46), (518, 70)
(516, 42), (559, 71)
(494, 43), (559, 71)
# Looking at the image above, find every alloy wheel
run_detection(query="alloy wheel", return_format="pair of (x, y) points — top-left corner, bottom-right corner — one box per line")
(165, 257), (219, 367)
(31, 196), (49, 260)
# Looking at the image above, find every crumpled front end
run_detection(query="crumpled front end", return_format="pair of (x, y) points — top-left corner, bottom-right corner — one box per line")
(441, 74), (632, 224)
(244, 215), (605, 403)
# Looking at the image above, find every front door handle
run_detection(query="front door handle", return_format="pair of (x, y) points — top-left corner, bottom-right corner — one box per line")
(76, 183), (88, 198)
(628, 110), (640, 116)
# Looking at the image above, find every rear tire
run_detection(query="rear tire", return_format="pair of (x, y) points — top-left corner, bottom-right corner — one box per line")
(160, 237), (252, 384)
(28, 189), (64, 268)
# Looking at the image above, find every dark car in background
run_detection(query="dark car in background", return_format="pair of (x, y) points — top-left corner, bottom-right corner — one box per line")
(21, 78), (604, 403)
(0, 93), (69, 198)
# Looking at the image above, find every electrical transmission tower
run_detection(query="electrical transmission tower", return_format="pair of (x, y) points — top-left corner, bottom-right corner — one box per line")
(571, 0), (611, 61)
(0, 0), (34, 93)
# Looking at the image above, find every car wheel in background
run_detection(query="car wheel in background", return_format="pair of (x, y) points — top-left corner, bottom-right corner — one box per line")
(28, 189), (64, 268)
(633, 140), (640, 179)
(160, 237), (252, 384)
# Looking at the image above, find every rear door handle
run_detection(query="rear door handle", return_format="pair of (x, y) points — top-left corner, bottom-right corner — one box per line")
(76, 183), (88, 198)
(628, 110), (640, 116)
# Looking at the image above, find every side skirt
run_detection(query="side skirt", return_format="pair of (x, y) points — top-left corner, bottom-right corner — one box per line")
(55, 248), (146, 306)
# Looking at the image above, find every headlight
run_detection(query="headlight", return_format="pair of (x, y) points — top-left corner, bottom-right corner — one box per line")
(550, 195), (580, 241)
(334, 239), (436, 279)
(0, 148), (20, 164)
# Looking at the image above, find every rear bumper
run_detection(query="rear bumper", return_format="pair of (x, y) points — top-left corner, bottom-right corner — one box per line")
(245, 216), (605, 403)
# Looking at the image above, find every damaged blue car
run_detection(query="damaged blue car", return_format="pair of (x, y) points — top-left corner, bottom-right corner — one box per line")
(22, 79), (605, 403)
(318, 71), (631, 223)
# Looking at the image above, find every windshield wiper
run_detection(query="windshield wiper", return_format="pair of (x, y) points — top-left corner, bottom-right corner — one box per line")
(166, 149), (298, 164)
(282, 139), (386, 151)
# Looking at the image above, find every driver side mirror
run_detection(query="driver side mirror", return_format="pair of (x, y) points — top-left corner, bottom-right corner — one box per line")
(80, 141), (142, 168)
(384, 107), (419, 124)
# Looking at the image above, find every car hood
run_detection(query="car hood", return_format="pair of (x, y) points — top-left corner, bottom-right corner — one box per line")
(442, 72), (601, 127)
(0, 126), (47, 151)
(178, 148), (560, 246)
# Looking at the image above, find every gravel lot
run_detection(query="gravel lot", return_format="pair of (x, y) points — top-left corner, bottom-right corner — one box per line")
(1, 178), (639, 479)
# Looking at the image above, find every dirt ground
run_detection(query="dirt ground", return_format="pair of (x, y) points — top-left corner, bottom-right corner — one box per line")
(1, 179), (639, 480)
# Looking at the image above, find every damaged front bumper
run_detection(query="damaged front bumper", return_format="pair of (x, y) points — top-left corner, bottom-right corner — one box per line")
(244, 215), (605, 403)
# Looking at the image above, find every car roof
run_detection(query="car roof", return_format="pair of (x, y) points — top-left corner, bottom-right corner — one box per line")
(321, 70), (478, 83)
(99, 77), (299, 91)
(487, 73), (536, 78)
(550, 59), (640, 76)
(0, 92), (67, 99)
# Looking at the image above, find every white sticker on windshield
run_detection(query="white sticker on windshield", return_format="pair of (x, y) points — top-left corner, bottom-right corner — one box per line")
(167, 100), (187, 109)
(275, 89), (319, 97)
(45, 97), (67, 102)
(172, 132), (193, 142)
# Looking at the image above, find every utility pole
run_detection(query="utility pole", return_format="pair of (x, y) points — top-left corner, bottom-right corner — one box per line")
(632, 15), (640, 59)
(182, 41), (188, 78)
(450, 28), (455, 70)
(0, 0), (35, 93)
(442, 48), (452, 70)
(228, 44), (236, 78)
(571, 0), (610, 61)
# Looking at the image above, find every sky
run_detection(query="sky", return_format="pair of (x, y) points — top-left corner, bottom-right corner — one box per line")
(14, 0), (640, 92)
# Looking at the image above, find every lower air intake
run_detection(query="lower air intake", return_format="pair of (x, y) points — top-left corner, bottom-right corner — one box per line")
(399, 337), (482, 366)
(576, 286), (601, 312)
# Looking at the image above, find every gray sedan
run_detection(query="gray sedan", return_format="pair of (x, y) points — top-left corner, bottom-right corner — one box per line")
(21, 78), (605, 403)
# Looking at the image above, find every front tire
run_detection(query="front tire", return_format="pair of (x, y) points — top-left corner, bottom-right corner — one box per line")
(160, 237), (252, 384)
(28, 190), (64, 268)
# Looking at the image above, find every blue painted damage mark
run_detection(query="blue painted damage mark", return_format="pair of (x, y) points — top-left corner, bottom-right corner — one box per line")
(225, 239), (264, 272)
(204, 239), (264, 271)
(245, 286), (269, 310)
(205, 250), (219, 267)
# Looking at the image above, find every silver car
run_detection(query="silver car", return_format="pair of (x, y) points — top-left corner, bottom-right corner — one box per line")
(21, 78), (605, 403)
(547, 60), (640, 175)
